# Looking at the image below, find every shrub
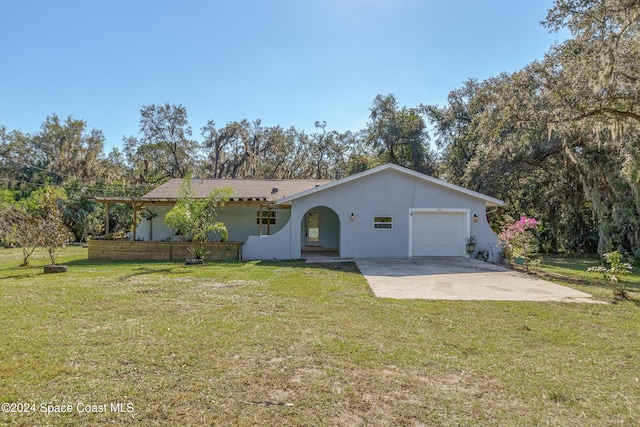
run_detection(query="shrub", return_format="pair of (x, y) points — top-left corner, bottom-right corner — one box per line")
(164, 176), (232, 258)
(587, 251), (633, 299)
(0, 204), (41, 266)
(499, 216), (541, 272)
(36, 188), (75, 266)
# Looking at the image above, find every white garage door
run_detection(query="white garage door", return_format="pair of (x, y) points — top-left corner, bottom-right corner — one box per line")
(411, 211), (466, 256)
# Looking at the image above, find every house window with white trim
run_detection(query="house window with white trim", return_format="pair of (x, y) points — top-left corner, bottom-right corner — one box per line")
(256, 210), (276, 225)
(373, 216), (393, 229)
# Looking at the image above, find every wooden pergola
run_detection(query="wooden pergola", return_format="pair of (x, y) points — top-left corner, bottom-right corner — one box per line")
(87, 196), (288, 240)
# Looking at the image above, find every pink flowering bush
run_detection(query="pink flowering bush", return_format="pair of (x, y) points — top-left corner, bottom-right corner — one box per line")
(499, 216), (541, 271)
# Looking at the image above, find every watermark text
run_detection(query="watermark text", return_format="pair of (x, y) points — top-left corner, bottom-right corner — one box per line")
(1, 401), (134, 415)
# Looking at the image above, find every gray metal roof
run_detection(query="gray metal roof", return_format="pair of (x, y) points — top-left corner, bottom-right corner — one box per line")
(143, 178), (333, 202)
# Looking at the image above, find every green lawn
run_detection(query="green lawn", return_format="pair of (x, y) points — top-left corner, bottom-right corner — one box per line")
(1, 247), (639, 426)
(535, 254), (640, 301)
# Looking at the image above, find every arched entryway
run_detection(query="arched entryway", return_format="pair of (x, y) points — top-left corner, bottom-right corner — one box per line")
(301, 206), (340, 256)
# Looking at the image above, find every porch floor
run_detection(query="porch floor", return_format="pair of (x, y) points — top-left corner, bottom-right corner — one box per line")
(301, 251), (351, 263)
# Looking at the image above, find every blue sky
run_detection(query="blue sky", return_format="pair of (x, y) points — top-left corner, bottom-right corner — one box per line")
(1, 0), (567, 151)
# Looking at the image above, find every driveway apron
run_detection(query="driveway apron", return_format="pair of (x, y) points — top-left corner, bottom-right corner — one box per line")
(355, 257), (594, 302)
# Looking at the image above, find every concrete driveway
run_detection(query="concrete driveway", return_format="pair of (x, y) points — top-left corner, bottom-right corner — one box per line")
(355, 257), (594, 302)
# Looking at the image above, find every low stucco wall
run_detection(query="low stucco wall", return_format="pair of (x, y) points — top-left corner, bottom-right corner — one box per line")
(88, 240), (243, 261)
(243, 222), (293, 260)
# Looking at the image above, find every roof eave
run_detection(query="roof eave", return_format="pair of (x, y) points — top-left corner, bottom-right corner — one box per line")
(277, 164), (505, 207)
(88, 196), (278, 205)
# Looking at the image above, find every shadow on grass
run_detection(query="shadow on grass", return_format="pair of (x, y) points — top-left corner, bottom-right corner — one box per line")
(66, 257), (257, 267)
(252, 259), (362, 274)
(0, 273), (37, 280)
(0, 263), (53, 279)
(542, 254), (601, 265)
(542, 254), (639, 279)
(536, 277), (640, 307)
(64, 257), (359, 276)
(56, 256), (361, 280)
(66, 258), (177, 268)
(63, 258), (246, 280)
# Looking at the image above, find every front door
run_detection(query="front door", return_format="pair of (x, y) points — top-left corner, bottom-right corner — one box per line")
(305, 212), (321, 246)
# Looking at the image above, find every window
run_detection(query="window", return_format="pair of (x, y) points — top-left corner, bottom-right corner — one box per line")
(256, 210), (276, 225)
(373, 216), (393, 229)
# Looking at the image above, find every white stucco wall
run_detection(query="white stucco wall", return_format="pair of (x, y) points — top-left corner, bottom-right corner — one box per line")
(243, 224), (293, 260)
(278, 167), (500, 260)
(217, 206), (291, 242)
(135, 206), (174, 241)
(135, 205), (291, 243)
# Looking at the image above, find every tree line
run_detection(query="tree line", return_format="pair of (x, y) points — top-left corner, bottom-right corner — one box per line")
(0, 93), (434, 241)
(425, 0), (639, 256)
(0, 94), (432, 184)
(1, 0), (638, 258)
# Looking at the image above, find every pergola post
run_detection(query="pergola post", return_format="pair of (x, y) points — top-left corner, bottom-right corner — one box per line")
(133, 204), (137, 241)
(267, 205), (271, 235)
(105, 202), (110, 236)
(149, 211), (153, 241)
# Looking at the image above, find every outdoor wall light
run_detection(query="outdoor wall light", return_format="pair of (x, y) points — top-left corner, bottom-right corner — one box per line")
(473, 214), (478, 222)
(350, 212), (355, 222)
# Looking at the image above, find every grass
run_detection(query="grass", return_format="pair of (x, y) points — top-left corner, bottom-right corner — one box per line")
(534, 254), (640, 301)
(0, 247), (639, 426)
